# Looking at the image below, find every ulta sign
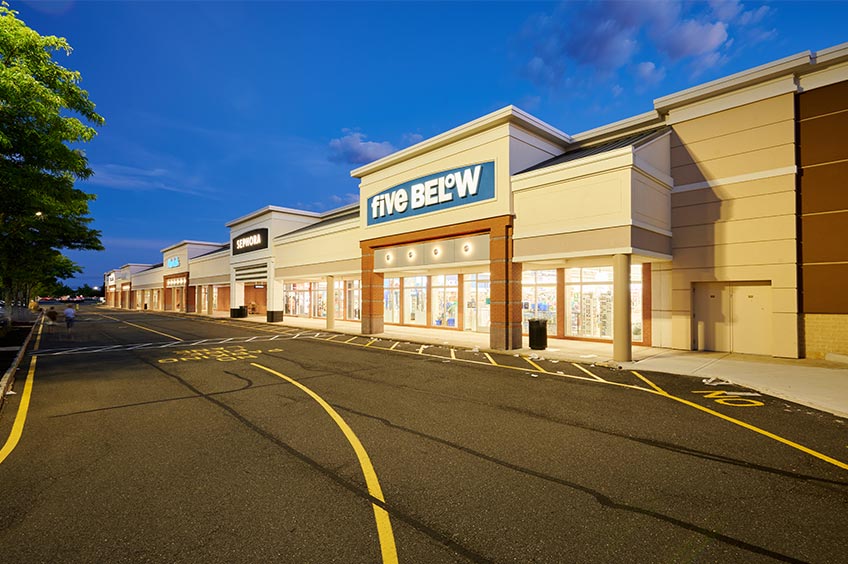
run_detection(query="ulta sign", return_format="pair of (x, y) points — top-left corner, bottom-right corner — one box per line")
(367, 161), (495, 225)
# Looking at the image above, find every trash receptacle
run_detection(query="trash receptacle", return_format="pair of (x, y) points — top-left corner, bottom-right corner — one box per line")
(230, 306), (248, 318)
(529, 318), (547, 350)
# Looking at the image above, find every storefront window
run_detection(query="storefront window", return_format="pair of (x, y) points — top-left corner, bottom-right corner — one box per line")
(521, 270), (558, 333)
(403, 276), (427, 326)
(565, 265), (643, 341)
(463, 273), (490, 332)
(312, 281), (327, 318)
(346, 280), (360, 320)
(384, 278), (400, 324)
(431, 274), (458, 328)
(285, 283), (311, 316)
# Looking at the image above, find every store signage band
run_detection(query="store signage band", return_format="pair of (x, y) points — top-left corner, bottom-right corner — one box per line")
(367, 161), (495, 226)
(232, 228), (269, 256)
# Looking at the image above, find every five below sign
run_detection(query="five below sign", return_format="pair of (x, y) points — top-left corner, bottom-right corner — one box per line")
(367, 161), (495, 226)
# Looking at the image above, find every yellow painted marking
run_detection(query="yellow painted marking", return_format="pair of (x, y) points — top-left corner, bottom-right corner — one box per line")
(571, 363), (604, 382)
(524, 357), (545, 372)
(389, 342), (399, 351)
(34, 316), (44, 349)
(0, 356), (38, 465)
(345, 336), (358, 343)
(483, 352), (497, 366)
(450, 349), (456, 360)
(417, 345), (426, 354)
(632, 370), (666, 394)
(98, 313), (182, 341)
(364, 338), (378, 347)
(631, 371), (847, 470)
(326, 334), (337, 341)
(251, 363), (397, 563)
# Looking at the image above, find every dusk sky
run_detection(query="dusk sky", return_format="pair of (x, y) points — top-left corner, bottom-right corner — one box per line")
(15, 0), (848, 288)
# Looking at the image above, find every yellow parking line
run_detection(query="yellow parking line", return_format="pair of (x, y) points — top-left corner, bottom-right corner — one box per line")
(251, 363), (398, 563)
(631, 370), (848, 471)
(450, 349), (456, 360)
(0, 322), (43, 465)
(389, 342), (399, 351)
(98, 313), (182, 341)
(632, 370), (666, 394)
(524, 357), (545, 372)
(483, 352), (497, 366)
(345, 336), (358, 343)
(571, 362), (605, 382)
(364, 338), (377, 347)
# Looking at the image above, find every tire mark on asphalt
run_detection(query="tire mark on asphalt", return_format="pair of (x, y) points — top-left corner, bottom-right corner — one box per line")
(337, 405), (811, 564)
(135, 355), (495, 564)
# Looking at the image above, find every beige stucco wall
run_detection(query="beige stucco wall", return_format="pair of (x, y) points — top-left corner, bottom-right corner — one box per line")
(131, 266), (164, 290)
(189, 251), (230, 285)
(666, 92), (798, 356)
(275, 220), (361, 278)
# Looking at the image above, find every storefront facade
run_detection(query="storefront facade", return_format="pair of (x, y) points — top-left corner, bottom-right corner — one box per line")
(104, 43), (848, 360)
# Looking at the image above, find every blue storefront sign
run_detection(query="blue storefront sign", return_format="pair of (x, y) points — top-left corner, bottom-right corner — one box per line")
(367, 161), (495, 226)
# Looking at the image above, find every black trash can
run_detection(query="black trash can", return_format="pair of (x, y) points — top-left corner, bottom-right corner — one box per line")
(529, 318), (548, 350)
(230, 306), (248, 318)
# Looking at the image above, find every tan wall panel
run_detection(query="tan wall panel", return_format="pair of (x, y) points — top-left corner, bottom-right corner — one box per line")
(798, 110), (848, 167)
(670, 120), (794, 165)
(772, 312), (800, 358)
(671, 263), (797, 290)
(276, 258), (362, 280)
(631, 174), (671, 233)
(672, 191), (796, 227)
(671, 94), (793, 145)
(672, 174), (795, 207)
(801, 211), (848, 263)
(673, 239), (796, 269)
(514, 226), (630, 258)
(513, 170), (630, 239)
(671, 144), (795, 186)
(800, 160), (848, 214)
(278, 228), (361, 269)
(673, 215), (796, 249)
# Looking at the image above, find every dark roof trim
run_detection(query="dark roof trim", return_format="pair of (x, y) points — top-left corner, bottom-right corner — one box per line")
(517, 127), (669, 175)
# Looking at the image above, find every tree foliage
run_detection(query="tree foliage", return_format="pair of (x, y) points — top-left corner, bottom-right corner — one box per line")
(0, 2), (104, 303)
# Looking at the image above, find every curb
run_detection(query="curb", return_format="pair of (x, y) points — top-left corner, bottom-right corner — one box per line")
(0, 319), (40, 413)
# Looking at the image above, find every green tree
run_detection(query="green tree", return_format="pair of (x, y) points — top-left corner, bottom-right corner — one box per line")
(0, 2), (104, 305)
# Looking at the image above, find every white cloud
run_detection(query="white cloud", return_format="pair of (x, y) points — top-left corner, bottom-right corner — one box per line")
(86, 163), (220, 198)
(328, 131), (396, 165)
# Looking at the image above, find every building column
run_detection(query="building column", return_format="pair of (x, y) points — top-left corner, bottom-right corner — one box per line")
(360, 246), (384, 335)
(266, 260), (284, 322)
(230, 269), (245, 317)
(206, 285), (214, 315)
(326, 275), (335, 330)
(613, 253), (632, 362)
(489, 218), (522, 350)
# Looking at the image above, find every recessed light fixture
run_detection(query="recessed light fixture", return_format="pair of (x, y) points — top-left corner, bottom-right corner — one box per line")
(385, 253), (392, 263)
(407, 250), (415, 259)
(433, 247), (440, 256)
(463, 243), (472, 254)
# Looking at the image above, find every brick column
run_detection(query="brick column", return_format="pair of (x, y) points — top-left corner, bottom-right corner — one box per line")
(360, 246), (384, 335)
(489, 218), (522, 350)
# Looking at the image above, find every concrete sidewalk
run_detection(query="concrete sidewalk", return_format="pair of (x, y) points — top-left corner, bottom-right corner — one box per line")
(228, 314), (848, 419)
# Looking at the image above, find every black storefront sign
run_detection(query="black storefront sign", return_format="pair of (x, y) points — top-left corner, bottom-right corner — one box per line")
(232, 228), (269, 255)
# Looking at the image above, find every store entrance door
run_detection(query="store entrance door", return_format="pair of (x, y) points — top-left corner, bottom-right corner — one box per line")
(463, 273), (490, 332)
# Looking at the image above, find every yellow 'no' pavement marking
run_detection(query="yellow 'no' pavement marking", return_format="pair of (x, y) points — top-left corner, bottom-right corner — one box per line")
(251, 362), (398, 564)
(630, 371), (848, 471)
(0, 321), (44, 465)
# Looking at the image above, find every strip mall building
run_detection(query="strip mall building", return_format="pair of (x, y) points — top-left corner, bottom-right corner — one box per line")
(105, 44), (848, 361)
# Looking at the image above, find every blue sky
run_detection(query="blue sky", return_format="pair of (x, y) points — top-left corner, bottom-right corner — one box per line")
(14, 0), (848, 288)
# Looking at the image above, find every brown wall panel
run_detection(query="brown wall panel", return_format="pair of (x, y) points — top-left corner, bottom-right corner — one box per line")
(798, 110), (848, 167)
(800, 160), (848, 214)
(799, 80), (848, 120)
(802, 263), (848, 314)
(800, 212), (848, 264)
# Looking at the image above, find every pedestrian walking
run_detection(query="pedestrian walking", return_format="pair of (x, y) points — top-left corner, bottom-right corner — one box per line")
(63, 304), (76, 336)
